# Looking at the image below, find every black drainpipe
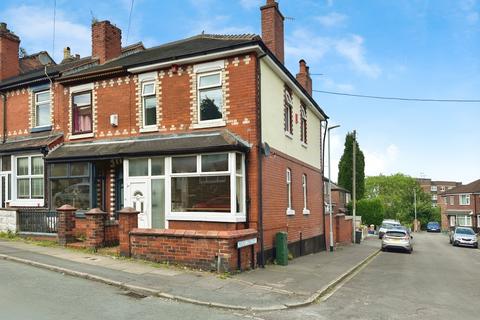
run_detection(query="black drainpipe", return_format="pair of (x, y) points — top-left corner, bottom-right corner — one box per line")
(257, 52), (267, 267)
(1, 91), (6, 144)
(321, 120), (328, 250)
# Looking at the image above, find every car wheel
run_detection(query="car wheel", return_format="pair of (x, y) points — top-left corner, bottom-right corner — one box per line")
(408, 249), (412, 254)
(453, 241), (458, 247)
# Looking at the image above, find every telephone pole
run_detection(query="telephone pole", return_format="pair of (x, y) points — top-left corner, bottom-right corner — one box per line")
(352, 130), (357, 243)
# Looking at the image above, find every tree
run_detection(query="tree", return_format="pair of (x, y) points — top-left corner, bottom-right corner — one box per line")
(200, 97), (222, 120)
(337, 132), (365, 199)
(364, 173), (439, 228)
(356, 198), (385, 226)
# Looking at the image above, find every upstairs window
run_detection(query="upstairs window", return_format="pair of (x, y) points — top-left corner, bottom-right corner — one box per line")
(198, 72), (223, 122)
(449, 196), (454, 205)
(300, 104), (307, 144)
(142, 81), (157, 127)
(431, 185), (437, 192)
(35, 91), (51, 127)
(72, 91), (92, 134)
(16, 155), (44, 199)
(284, 88), (293, 135)
(459, 194), (470, 205)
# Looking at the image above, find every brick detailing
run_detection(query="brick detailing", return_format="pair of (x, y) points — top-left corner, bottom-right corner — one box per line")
(91, 21), (122, 64)
(260, 0), (285, 64)
(104, 220), (119, 246)
(109, 162), (115, 217)
(84, 208), (107, 249)
(118, 207), (140, 257)
(57, 205), (77, 246)
(0, 23), (20, 81)
(129, 228), (257, 272)
(28, 88), (34, 129)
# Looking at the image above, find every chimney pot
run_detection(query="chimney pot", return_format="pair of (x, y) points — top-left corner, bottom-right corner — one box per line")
(296, 59), (312, 96)
(0, 22), (20, 81)
(92, 20), (122, 64)
(260, 0), (285, 64)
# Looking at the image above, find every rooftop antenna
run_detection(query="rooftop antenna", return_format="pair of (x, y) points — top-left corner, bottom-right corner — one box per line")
(52, 0), (56, 61)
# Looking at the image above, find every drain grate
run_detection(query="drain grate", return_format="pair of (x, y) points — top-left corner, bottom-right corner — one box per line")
(121, 291), (147, 299)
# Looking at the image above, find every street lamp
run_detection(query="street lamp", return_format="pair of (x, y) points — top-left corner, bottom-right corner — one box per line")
(328, 124), (340, 252)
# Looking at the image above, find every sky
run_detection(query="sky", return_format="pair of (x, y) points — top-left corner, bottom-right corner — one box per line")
(1, 0), (479, 183)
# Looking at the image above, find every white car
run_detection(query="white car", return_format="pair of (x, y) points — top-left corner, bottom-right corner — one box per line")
(381, 229), (413, 253)
(450, 227), (478, 248)
(378, 220), (401, 239)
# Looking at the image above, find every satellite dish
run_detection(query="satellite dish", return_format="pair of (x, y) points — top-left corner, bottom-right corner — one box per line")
(262, 142), (271, 157)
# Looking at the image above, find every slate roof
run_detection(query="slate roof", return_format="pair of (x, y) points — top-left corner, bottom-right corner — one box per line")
(0, 132), (63, 153)
(443, 179), (480, 195)
(46, 130), (249, 162)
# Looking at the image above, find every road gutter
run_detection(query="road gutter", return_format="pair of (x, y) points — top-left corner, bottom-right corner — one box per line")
(0, 248), (381, 312)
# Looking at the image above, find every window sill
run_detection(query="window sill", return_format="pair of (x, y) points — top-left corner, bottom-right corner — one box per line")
(303, 209), (310, 215)
(139, 126), (158, 133)
(286, 208), (295, 216)
(70, 132), (94, 140)
(166, 212), (246, 223)
(285, 132), (293, 139)
(9, 199), (45, 207)
(31, 125), (52, 133)
(192, 120), (226, 129)
(301, 142), (308, 148)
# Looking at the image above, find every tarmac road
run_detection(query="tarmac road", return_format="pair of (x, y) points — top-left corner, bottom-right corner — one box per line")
(257, 232), (480, 320)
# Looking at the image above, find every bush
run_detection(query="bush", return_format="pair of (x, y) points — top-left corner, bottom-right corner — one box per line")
(357, 198), (385, 227)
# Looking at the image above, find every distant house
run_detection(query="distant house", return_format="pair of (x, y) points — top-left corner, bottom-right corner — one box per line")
(440, 179), (480, 232)
(324, 178), (353, 246)
(416, 178), (462, 207)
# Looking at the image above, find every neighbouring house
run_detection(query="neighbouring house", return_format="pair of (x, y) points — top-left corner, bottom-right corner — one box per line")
(0, 1), (328, 270)
(440, 179), (480, 232)
(323, 177), (353, 247)
(416, 178), (462, 208)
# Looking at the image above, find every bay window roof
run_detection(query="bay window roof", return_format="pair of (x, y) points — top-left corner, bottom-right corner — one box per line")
(46, 130), (249, 162)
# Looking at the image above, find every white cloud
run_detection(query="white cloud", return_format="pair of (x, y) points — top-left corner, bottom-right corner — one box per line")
(4, 5), (90, 63)
(316, 12), (347, 27)
(364, 144), (400, 176)
(286, 29), (381, 78)
(187, 14), (254, 35)
(322, 78), (355, 93)
(335, 35), (381, 78)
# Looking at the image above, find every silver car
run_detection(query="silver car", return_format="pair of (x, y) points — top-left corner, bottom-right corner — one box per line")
(450, 227), (478, 248)
(381, 229), (413, 253)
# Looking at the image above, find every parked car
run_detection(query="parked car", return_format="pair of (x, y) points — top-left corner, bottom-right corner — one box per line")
(449, 227), (478, 248)
(378, 220), (401, 239)
(426, 221), (441, 232)
(381, 228), (413, 253)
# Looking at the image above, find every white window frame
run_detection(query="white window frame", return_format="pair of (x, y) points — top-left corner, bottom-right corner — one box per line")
(197, 71), (224, 125)
(457, 215), (472, 227)
(477, 215), (480, 228)
(449, 215), (456, 227)
(34, 90), (51, 128)
(125, 152), (246, 223)
(284, 90), (293, 137)
(10, 154), (44, 207)
(302, 174), (309, 215)
(432, 194), (437, 201)
(431, 185), (437, 192)
(449, 196), (454, 205)
(141, 80), (157, 130)
(300, 104), (307, 146)
(459, 194), (470, 206)
(69, 83), (95, 139)
(286, 168), (294, 215)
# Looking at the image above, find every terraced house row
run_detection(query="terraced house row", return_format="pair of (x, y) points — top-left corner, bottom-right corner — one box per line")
(0, 0), (328, 268)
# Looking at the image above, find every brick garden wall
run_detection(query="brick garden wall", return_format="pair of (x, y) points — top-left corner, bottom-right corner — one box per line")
(129, 228), (257, 272)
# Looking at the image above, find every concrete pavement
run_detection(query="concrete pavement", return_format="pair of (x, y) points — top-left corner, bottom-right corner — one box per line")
(0, 237), (379, 311)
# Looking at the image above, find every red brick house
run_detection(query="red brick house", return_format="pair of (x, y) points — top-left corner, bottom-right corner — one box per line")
(323, 178), (353, 247)
(0, 1), (328, 268)
(440, 179), (480, 232)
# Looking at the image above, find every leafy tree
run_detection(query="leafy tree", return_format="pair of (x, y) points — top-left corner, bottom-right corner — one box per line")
(356, 198), (385, 226)
(200, 97), (222, 120)
(364, 173), (439, 228)
(338, 132), (365, 199)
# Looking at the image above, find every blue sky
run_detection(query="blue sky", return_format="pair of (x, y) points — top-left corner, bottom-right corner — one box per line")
(1, 0), (479, 183)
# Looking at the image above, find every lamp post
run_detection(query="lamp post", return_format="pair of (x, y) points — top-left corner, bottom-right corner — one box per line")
(328, 124), (340, 252)
(414, 188), (417, 232)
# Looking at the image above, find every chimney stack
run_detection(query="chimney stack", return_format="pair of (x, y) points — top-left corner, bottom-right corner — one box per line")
(296, 59), (312, 96)
(0, 22), (20, 81)
(63, 47), (71, 60)
(92, 20), (122, 64)
(260, 0), (285, 64)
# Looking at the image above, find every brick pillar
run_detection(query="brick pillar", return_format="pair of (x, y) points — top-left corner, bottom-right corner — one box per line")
(57, 205), (76, 246)
(118, 207), (139, 257)
(85, 208), (107, 249)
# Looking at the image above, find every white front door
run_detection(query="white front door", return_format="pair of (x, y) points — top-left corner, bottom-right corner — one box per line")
(128, 180), (150, 228)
